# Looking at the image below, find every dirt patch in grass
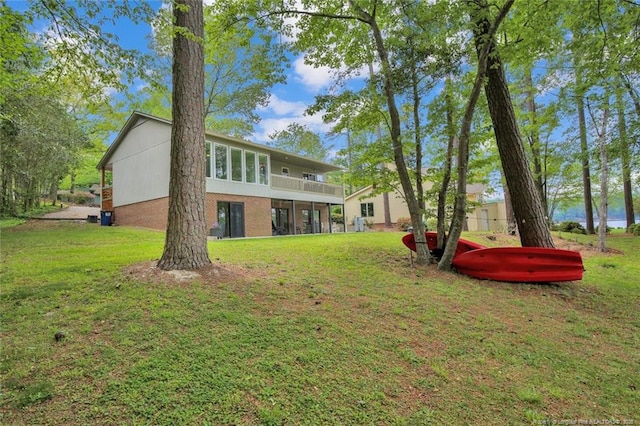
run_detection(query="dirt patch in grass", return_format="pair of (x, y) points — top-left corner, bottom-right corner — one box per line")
(477, 232), (623, 257)
(123, 260), (252, 286)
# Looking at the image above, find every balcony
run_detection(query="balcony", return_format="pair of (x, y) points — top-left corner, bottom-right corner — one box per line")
(271, 174), (344, 198)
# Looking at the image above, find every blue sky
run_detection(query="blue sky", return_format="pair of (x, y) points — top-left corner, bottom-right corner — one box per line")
(10, 0), (357, 154)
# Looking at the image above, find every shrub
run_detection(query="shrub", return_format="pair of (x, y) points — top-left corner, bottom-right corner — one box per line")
(331, 213), (344, 224)
(396, 217), (412, 231)
(57, 191), (95, 205)
(595, 224), (612, 234)
(558, 221), (586, 234)
(628, 223), (640, 236)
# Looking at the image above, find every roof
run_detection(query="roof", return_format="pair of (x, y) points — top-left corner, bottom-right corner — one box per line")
(97, 111), (341, 173)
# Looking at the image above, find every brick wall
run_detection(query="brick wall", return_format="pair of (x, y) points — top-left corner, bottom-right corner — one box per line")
(114, 197), (169, 229)
(204, 193), (271, 237)
(114, 194), (271, 237)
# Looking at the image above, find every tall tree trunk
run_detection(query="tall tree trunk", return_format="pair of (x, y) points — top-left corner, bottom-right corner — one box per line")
(621, 74), (640, 118)
(523, 67), (547, 216)
(49, 178), (58, 206)
(158, 0), (211, 271)
(351, 2), (432, 265)
(437, 77), (456, 251)
(439, 0), (515, 270)
(502, 174), (517, 235)
(411, 61), (424, 229)
(368, 62), (392, 229)
(576, 73), (595, 234)
(70, 170), (76, 194)
(473, 0), (554, 249)
(616, 84), (635, 229)
(595, 101), (610, 252)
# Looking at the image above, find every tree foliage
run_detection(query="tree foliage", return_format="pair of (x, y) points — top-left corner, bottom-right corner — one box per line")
(138, 2), (287, 137)
(268, 122), (330, 161)
(1, 3), (89, 215)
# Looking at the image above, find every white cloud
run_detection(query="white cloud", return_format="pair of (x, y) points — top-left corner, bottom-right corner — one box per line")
(292, 57), (334, 92)
(254, 113), (333, 143)
(254, 94), (334, 143)
(258, 94), (307, 116)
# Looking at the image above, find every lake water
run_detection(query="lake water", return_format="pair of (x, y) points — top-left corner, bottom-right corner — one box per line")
(578, 219), (636, 229)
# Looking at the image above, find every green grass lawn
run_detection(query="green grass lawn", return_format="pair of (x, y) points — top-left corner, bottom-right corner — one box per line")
(1, 222), (639, 425)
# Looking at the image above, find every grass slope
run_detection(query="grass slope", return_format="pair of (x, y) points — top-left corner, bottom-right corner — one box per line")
(1, 222), (638, 425)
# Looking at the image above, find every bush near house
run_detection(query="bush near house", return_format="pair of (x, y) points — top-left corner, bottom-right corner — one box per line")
(57, 191), (95, 206)
(396, 217), (412, 231)
(331, 213), (344, 224)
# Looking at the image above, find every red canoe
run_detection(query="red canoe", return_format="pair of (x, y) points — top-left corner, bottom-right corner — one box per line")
(451, 246), (584, 283)
(402, 232), (584, 283)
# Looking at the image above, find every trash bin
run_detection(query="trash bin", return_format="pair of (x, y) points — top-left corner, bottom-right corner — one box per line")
(100, 210), (113, 226)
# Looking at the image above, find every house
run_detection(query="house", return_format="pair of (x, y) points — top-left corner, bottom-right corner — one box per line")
(344, 183), (508, 232)
(97, 112), (345, 237)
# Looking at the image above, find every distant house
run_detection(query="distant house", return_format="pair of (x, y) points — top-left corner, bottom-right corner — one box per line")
(97, 112), (345, 237)
(344, 183), (507, 232)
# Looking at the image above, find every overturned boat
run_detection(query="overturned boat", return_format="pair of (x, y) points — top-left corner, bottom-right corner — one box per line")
(402, 232), (584, 283)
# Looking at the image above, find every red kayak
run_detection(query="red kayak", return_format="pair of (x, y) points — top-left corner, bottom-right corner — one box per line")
(402, 231), (487, 258)
(451, 247), (584, 283)
(402, 232), (584, 283)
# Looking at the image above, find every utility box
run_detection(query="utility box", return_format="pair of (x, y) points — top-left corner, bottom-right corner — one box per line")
(354, 217), (365, 232)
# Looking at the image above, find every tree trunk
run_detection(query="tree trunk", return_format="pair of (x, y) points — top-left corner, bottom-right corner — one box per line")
(475, 4), (554, 249)
(439, 0), (515, 270)
(502, 174), (517, 235)
(70, 170), (76, 194)
(368, 62), (393, 230)
(523, 67), (547, 216)
(437, 77), (456, 251)
(596, 102), (610, 252)
(576, 73), (595, 234)
(49, 178), (58, 206)
(350, 2), (432, 264)
(158, 0), (211, 271)
(616, 84), (635, 229)
(411, 62), (424, 230)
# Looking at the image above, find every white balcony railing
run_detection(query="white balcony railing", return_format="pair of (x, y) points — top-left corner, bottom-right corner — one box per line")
(271, 174), (343, 198)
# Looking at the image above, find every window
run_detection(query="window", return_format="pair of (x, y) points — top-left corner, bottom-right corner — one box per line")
(281, 167), (289, 176)
(259, 154), (269, 185)
(245, 151), (256, 183)
(303, 172), (317, 181)
(205, 142), (212, 178)
(231, 148), (242, 182)
(360, 202), (374, 217)
(215, 144), (228, 180)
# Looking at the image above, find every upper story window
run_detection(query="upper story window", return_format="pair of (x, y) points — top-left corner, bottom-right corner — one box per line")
(259, 154), (269, 185)
(245, 151), (256, 183)
(206, 142), (212, 178)
(231, 148), (242, 182)
(208, 141), (269, 186)
(303, 172), (317, 181)
(360, 202), (374, 217)
(214, 144), (228, 180)
(281, 167), (289, 176)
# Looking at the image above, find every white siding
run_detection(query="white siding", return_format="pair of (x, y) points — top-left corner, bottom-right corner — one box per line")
(110, 120), (171, 206)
